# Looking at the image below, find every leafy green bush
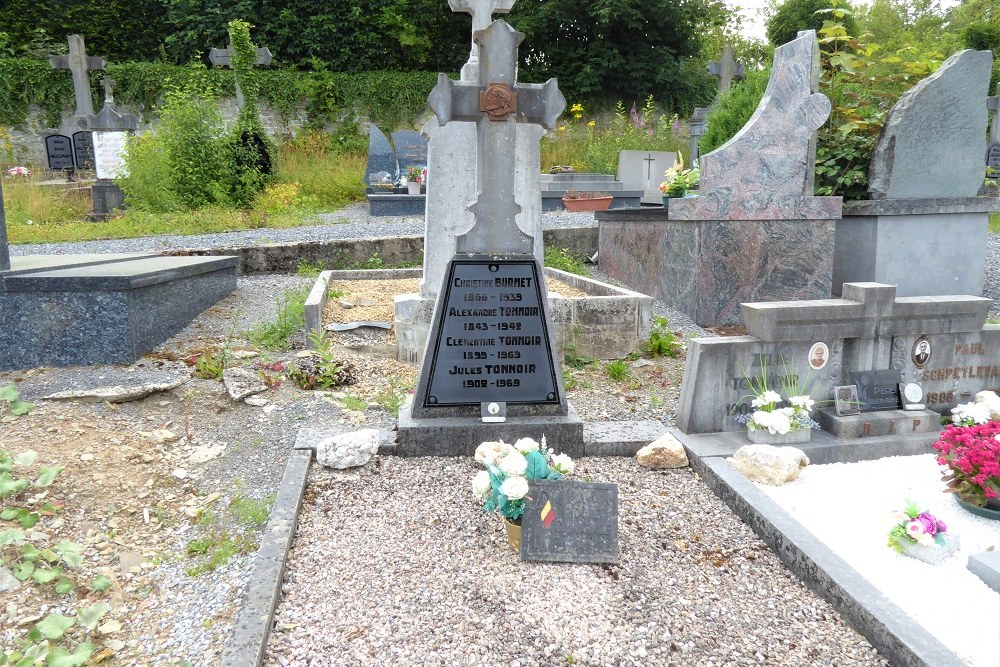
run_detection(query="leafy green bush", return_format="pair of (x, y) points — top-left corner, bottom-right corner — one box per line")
(544, 247), (589, 277)
(643, 316), (682, 358)
(699, 67), (770, 156)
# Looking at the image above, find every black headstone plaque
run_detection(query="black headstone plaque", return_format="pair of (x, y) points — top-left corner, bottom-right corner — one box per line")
(72, 131), (94, 169)
(391, 130), (428, 174)
(520, 480), (619, 564)
(423, 257), (560, 407)
(366, 124), (397, 183)
(987, 143), (1000, 175)
(849, 369), (902, 412)
(45, 134), (74, 170)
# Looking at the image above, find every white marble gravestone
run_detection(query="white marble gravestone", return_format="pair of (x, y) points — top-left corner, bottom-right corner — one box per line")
(616, 150), (677, 205)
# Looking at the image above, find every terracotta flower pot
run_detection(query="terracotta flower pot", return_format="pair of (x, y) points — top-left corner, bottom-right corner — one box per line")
(562, 196), (613, 212)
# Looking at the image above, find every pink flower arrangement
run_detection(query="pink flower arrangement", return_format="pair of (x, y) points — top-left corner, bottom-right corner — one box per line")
(5, 166), (30, 178)
(933, 420), (1000, 507)
(888, 501), (949, 552)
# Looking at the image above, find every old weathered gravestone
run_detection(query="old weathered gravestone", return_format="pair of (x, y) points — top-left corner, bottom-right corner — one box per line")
(72, 131), (94, 170)
(45, 135), (74, 171)
(399, 19), (580, 455)
(87, 77), (139, 219)
(208, 42), (272, 110)
(869, 50), (993, 199)
(365, 124), (398, 184)
(48, 35), (105, 119)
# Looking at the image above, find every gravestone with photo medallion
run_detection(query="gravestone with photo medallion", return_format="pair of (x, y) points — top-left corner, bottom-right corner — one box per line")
(519, 480), (619, 564)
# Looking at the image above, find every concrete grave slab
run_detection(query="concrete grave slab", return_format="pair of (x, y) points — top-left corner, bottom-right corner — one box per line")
(967, 551), (1000, 593)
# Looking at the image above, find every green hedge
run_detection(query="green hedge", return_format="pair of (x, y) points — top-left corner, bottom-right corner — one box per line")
(0, 59), (442, 130)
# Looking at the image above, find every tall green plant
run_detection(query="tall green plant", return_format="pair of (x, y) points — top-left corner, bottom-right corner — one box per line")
(227, 19), (275, 207)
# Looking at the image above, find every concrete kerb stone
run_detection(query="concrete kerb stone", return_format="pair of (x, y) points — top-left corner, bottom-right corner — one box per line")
(677, 429), (966, 667)
(219, 447), (312, 667)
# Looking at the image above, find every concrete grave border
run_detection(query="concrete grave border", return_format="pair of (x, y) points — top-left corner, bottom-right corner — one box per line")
(676, 427), (967, 667)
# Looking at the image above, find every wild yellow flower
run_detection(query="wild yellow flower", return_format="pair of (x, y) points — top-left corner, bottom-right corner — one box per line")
(587, 120), (596, 127)
(569, 102), (584, 120)
(558, 126), (566, 132)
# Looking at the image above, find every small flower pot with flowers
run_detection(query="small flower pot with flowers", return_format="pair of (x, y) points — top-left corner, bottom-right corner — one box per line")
(933, 391), (1000, 519)
(733, 361), (820, 444)
(471, 437), (574, 551)
(405, 166), (426, 195)
(887, 501), (959, 564)
(5, 166), (31, 178)
(658, 152), (699, 204)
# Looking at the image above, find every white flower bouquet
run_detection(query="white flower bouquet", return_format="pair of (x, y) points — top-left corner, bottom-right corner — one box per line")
(470, 436), (573, 524)
(733, 358), (820, 434)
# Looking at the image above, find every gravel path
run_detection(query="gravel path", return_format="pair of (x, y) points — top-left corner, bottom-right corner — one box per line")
(264, 458), (888, 667)
(757, 454), (1000, 667)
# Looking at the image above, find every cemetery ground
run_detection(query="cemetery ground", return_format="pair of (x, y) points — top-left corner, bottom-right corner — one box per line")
(2, 253), (889, 666)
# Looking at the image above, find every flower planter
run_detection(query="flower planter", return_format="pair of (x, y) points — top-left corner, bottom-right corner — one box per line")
(746, 427), (811, 445)
(502, 517), (521, 552)
(956, 497), (1000, 521)
(562, 196), (613, 212)
(407, 182), (422, 195)
(900, 533), (961, 564)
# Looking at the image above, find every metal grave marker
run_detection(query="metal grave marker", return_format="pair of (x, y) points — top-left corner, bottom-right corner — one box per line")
(72, 131), (94, 169)
(422, 258), (559, 406)
(45, 135), (74, 170)
(520, 480), (619, 564)
(48, 35), (105, 118)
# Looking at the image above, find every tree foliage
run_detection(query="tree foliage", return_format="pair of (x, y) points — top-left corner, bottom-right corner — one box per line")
(507, 0), (730, 112)
(766, 0), (858, 47)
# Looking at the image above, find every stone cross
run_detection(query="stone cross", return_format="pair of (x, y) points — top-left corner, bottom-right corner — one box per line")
(449, 0), (516, 81)
(48, 35), (106, 118)
(988, 83), (999, 144)
(707, 45), (744, 96)
(428, 20), (564, 254)
(209, 43), (272, 109)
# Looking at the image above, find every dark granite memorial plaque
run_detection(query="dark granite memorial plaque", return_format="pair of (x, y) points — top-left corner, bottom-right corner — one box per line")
(366, 124), (397, 184)
(849, 369), (902, 412)
(988, 143), (1000, 175)
(72, 131), (94, 169)
(391, 130), (428, 174)
(423, 257), (560, 407)
(520, 479), (619, 564)
(45, 134), (74, 170)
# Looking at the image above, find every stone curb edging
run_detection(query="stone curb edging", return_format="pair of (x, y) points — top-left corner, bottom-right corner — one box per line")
(220, 448), (312, 667)
(681, 437), (966, 667)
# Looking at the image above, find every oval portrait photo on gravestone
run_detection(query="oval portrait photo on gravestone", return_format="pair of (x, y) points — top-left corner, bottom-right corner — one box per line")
(808, 342), (829, 370)
(912, 336), (932, 368)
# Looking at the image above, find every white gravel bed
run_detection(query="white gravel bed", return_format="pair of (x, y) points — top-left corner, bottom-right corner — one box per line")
(264, 457), (887, 667)
(756, 454), (1000, 667)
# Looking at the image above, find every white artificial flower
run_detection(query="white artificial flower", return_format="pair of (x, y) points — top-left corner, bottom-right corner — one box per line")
(768, 411), (791, 435)
(778, 407), (795, 418)
(890, 510), (908, 524)
(499, 451), (528, 477)
(471, 471), (491, 499)
(952, 402), (992, 425)
(751, 390), (781, 409)
(789, 395), (814, 412)
(514, 437), (539, 454)
(918, 533), (936, 547)
(474, 440), (512, 466)
(551, 453), (574, 475)
(501, 475), (529, 500)
(750, 410), (773, 430)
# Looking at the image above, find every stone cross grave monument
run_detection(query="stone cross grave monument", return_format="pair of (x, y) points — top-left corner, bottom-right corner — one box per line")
(399, 19), (583, 456)
(209, 42), (272, 110)
(88, 77), (139, 219)
(451, 0), (515, 81)
(49, 35), (105, 119)
(689, 44), (745, 162)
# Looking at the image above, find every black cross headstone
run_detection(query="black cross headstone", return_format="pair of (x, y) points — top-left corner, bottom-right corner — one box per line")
(209, 42), (272, 110)
(48, 35), (105, 118)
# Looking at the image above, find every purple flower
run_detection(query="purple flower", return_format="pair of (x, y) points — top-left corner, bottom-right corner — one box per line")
(918, 513), (938, 536)
(935, 518), (947, 533)
(630, 104), (642, 129)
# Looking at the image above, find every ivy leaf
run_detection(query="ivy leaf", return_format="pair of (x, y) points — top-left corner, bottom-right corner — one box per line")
(35, 466), (64, 488)
(21, 542), (40, 562)
(16, 509), (40, 529)
(55, 578), (74, 595)
(0, 385), (17, 402)
(33, 566), (62, 584)
(35, 614), (74, 640)
(1, 507), (19, 520)
(9, 399), (34, 417)
(13, 451), (36, 467)
(12, 561), (35, 581)
(76, 603), (110, 632)
(91, 575), (113, 592)
(46, 642), (94, 667)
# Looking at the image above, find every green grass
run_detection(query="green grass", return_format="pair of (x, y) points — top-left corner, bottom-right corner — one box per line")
(544, 247), (589, 277)
(604, 359), (630, 382)
(990, 212), (1000, 235)
(230, 493), (275, 531)
(247, 286), (311, 351)
(340, 394), (368, 412)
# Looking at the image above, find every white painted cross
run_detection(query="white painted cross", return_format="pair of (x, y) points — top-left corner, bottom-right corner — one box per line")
(428, 20), (564, 254)
(209, 43), (273, 109)
(48, 35), (106, 118)
(449, 0), (516, 81)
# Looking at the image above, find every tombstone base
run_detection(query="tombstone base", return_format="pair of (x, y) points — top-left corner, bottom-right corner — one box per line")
(814, 407), (941, 439)
(397, 397), (584, 457)
(0, 253), (237, 370)
(596, 209), (835, 326)
(367, 193), (426, 217)
(835, 198), (1000, 297)
(89, 180), (125, 220)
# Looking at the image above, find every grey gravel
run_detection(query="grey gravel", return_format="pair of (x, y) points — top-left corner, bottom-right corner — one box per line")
(264, 458), (889, 667)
